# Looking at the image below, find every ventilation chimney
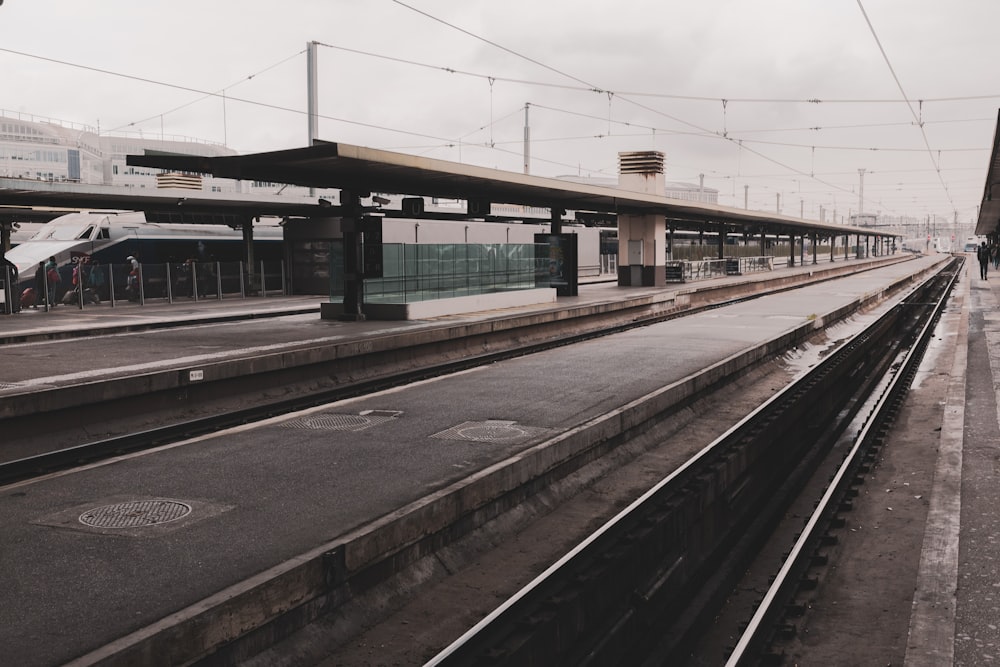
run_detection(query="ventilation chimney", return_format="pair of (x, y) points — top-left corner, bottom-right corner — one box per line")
(618, 151), (665, 196)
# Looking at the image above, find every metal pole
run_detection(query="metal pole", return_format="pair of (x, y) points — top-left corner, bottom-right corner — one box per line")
(138, 264), (145, 305)
(43, 266), (50, 312)
(858, 168), (866, 215)
(523, 103), (530, 175)
(307, 42), (319, 146)
(76, 265), (83, 310)
(108, 265), (115, 308)
(307, 40), (319, 196)
(260, 260), (266, 297)
(166, 263), (173, 304)
(192, 263), (199, 302)
(280, 260), (287, 295)
(216, 262), (222, 300)
(239, 262), (246, 299)
(2, 264), (9, 314)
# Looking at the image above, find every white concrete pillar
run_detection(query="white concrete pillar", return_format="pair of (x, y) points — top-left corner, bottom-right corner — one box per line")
(617, 151), (666, 287)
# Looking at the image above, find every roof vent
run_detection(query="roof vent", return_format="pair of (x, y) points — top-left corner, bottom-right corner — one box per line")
(619, 151), (664, 176)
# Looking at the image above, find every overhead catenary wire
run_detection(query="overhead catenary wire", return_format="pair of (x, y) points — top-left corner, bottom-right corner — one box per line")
(315, 40), (1000, 106)
(523, 103), (988, 154)
(855, 0), (957, 211)
(0, 7), (980, 219)
(0, 46), (470, 147)
(321, 26), (986, 217)
(389, 1), (975, 218)
(107, 49), (308, 135)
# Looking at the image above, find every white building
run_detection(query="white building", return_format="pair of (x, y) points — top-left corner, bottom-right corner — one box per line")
(555, 175), (719, 204)
(0, 111), (314, 197)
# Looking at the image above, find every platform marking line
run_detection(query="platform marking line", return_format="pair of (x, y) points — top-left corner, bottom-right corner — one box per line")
(904, 266), (967, 666)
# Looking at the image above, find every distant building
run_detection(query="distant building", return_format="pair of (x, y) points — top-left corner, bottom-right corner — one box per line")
(0, 111), (316, 197)
(555, 175), (719, 204)
(663, 180), (720, 205)
(849, 213), (878, 227)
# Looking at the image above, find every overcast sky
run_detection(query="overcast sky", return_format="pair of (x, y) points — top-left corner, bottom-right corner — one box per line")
(2, 0), (998, 228)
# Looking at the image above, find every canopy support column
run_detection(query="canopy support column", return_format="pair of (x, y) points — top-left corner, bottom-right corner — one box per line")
(617, 151), (666, 287)
(340, 191), (366, 321)
(242, 216), (256, 295)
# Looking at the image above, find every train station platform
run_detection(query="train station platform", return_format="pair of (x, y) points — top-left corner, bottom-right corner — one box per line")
(0, 253), (953, 666)
(0, 255), (923, 460)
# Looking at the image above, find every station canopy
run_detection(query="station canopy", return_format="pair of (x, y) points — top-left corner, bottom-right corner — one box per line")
(977, 110), (1000, 237)
(128, 141), (892, 239)
(0, 177), (322, 226)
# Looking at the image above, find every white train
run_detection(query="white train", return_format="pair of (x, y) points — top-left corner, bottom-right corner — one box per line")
(5, 210), (284, 284)
(900, 236), (954, 254)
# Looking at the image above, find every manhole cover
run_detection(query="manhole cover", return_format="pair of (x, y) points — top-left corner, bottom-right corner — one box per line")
(432, 420), (544, 443)
(282, 411), (400, 432)
(79, 500), (192, 528)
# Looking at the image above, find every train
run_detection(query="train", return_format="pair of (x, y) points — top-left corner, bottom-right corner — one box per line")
(962, 236), (986, 252)
(900, 236), (955, 254)
(5, 210), (285, 285)
(4, 211), (617, 295)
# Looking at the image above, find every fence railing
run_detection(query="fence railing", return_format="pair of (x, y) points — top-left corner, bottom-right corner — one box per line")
(665, 256), (774, 282)
(5, 260), (286, 312)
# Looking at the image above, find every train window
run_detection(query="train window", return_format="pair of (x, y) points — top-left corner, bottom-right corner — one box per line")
(77, 226), (95, 240)
(98, 227), (110, 239)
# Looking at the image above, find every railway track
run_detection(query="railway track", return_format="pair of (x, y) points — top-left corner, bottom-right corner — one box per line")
(0, 260), (946, 666)
(423, 258), (961, 666)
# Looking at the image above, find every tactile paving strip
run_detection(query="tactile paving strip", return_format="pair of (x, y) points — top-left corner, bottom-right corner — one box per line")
(79, 500), (192, 528)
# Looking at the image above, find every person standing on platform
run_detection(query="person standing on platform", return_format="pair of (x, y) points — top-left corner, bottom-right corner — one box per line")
(45, 256), (60, 305)
(33, 261), (45, 308)
(89, 260), (106, 301)
(978, 242), (990, 280)
(125, 255), (140, 301)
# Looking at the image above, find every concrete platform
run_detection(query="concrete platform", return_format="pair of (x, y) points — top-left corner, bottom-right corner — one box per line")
(0, 254), (948, 666)
(901, 260), (1000, 665)
(0, 256), (913, 428)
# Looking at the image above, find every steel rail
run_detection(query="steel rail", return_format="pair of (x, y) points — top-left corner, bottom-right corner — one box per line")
(423, 260), (959, 666)
(724, 259), (960, 666)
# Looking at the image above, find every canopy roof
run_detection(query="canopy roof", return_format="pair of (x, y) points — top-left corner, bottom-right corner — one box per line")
(977, 110), (1000, 237)
(128, 141), (893, 238)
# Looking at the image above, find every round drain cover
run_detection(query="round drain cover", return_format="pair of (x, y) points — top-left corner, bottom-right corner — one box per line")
(456, 422), (528, 441)
(79, 500), (192, 528)
(301, 414), (372, 430)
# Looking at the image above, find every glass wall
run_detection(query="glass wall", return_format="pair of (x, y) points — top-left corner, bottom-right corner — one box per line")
(329, 242), (547, 304)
